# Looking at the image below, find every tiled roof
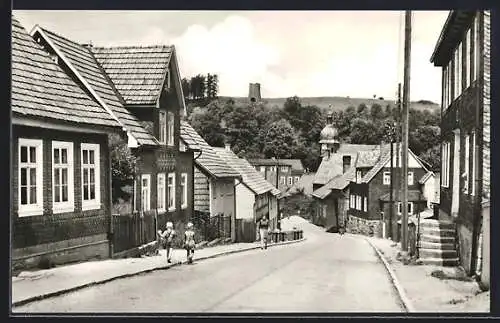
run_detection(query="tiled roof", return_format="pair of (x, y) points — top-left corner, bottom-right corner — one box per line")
(91, 45), (172, 105)
(36, 27), (157, 146)
(285, 173), (316, 197)
(248, 158), (304, 172)
(248, 159), (280, 166)
(419, 171), (435, 184)
(356, 149), (383, 168)
(313, 144), (378, 185)
(180, 122), (240, 178)
(278, 159), (305, 172)
(379, 190), (426, 202)
(312, 167), (355, 199)
(213, 148), (276, 196)
(11, 18), (120, 129)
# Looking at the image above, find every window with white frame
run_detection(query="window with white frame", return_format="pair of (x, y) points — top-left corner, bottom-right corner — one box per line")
(383, 171), (391, 185)
(464, 134), (470, 194)
(471, 131), (476, 196)
(443, 66), (449, 109)
(168, 172), (175, 210)
(157, 173), (166, 211)
(363, 196), (368, 212)
(356, 170), (362, 183)
(280, 176), (286, 185)
(260, 166), (266, 173)
(18, 138), (43, 216)
(350, 194), (355, 209)
(159, 111), (166, 144)
(52, 141), (74, 213)
(181, 173), (188, 209)
(81, 143), (100, 210)
(141, 174), (151, 211)
(281, 166), (288, 172)
(397, 202), (402, 215)
(179, 139), (186, 152)
(408, 171), (414, 186)
(408, 202), (414, 215)
(167, 111), (175, 146)
(356, 195), (362, 211)
(442, 141), (450, 187)
(474, 14), (479, 81)
(466, 27), (471, 88)
(288, 176), (293, 186)
(454, 44), (462, 100)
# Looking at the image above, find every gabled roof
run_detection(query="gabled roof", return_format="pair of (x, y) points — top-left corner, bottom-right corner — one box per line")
(361, 143), (429, 183)
(419, 171), (435, 184)
(284, 173), (316, 197)
(278, 159), (305, 172)
(11, 18), (120, 129)
(312, 167), (355, 200)
(91, 45), (172, 105)
(213, 147), (279, 196)
(32, 26), (158, 147)
(313, 144), (379, 185)
(180, 122), (240, 178)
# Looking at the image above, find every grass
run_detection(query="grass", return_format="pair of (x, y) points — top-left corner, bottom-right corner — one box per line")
(431, 269), (475, 282)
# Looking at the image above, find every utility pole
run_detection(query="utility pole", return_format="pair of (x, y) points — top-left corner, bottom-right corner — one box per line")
(393, 84), (401, 242)
(276, 158), (281, 230)
(401, 10), (412, 252)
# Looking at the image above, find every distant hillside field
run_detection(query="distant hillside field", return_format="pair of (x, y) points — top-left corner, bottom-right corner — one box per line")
(218, 96), (440, 112)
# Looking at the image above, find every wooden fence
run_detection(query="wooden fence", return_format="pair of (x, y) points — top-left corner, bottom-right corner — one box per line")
(235, 219), (256, 243)
(111, 212), (157, 256)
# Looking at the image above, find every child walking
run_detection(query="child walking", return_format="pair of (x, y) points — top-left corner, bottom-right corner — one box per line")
(158, 222), (175, 263)
(184, 222), (196, 264)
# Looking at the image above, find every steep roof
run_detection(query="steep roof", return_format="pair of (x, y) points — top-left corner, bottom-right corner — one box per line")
(312, 167), (355, 199)
(419, 171), (435, 184)
(313, 144), (379, 185)
(11, 18), (120, 129)
(180, 122), (240, 178)
(278, 159), (305, 172)
(91, 45), (172, 105)
(213, 148), (280, 196)
(33, 26), (158, 146)
(283, 173), (316, 197)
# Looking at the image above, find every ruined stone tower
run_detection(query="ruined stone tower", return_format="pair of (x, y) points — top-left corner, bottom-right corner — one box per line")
(248, 83), (262, 103)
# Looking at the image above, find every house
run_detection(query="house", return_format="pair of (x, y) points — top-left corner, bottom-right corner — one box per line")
(430, 10), (490, 285)
(180, 121), (241, 241)
(214, 147), (281, 242)
(311, 113), (378, 229)
(31, 26), (192, 235)
(248, 158), (296, 191)
(280, 159), (306, 183)
(11, 18), (124, 270)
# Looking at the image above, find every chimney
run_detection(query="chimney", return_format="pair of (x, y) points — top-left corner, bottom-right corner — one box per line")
(248, 83), (262, 103)
(225, 143), (231, 152)
(82, 41), (93, 48)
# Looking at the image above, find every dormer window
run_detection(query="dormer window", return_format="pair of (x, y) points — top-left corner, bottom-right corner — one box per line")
(164, 71), (171, 92)
(356, 170), (362, 183)
(159, 111), (166, 144)
(167, 111), (174, 146)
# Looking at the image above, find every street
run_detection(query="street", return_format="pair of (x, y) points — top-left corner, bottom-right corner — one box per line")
(13, 221), (405, 313)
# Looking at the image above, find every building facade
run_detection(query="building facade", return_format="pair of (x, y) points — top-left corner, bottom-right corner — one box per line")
(430, 10), (490, 282)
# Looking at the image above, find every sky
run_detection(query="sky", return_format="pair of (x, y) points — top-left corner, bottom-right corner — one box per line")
(13, 10), (449, 103)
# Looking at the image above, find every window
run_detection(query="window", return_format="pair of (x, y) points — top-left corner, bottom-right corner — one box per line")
(383, 171), (391, 185)
(81, 143), (100, 210)
(167, 111), (174, 146)
(474, 14), (479, 81)
(179, 140), (186, 152)
(181, 173), (188, 209)
(356, 195), (362, 210)
(442, 142), (450, 187)
(141, 174), (151, 211)
(157, 173), (166, 211)
(294, 176), (300, 183)
(356, 170), (362, 183)
(159, 111), (166, 144)
(464, 134), (470, 194)
(18, 138), (43, 216)
(454, 43), (462, 99)
(471, 131), (477, 196)
(288, 177), (293, 186)
(397, 202), (402, 215)
(280, 176), (286, 185)
(408, 202), (414, 215)
(363, 197), (368, 212)
(408, 172), (414, 186)
(466, 27), (471, 88)
(260, 166), (266, 173)
(281, 166), (288, 172)
(52, 141), (74, 213)
(350, 194), (355, 209)
(443, 66), (449, 109)
(168, 173), (175, 210)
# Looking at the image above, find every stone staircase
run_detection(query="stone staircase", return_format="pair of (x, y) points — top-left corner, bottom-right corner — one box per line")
(418, 219), (459, 266)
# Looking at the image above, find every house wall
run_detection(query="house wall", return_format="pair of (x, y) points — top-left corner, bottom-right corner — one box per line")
(235, 180), (255, 220)
(12, 125), (112, 270)
(193, 166), (210, 213)
(423, 176), (437, 208)
(268, 195), (278, 230)
(212, 178), (235, 219)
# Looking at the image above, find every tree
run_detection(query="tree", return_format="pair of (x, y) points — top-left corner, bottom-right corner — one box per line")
(109, 134), (137, 204)
(409, 125), (441, 156)
(419, 144), (441, 172)
(370, 103), (384, 120)
(349, 118), (383, 144)
(181, 78), (191, 100)
(263, 119), (298, 159)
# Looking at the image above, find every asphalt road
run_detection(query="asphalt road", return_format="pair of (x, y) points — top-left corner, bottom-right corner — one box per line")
(13, 222), (404, 313)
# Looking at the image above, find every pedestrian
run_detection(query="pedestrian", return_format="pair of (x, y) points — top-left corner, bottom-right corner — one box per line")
(158, 222), (176, 263)
(184, 222), (196, 264)
(257, 214), (270, 250)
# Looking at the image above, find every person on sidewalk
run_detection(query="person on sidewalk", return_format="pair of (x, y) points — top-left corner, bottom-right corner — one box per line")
(184, 222), (196, 264)
(257, 214), (270, 250)
(158, 222), (176, 263)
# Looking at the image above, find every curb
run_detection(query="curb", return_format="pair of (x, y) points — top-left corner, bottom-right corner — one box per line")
(364, 238), (415, 313)
(12, 238), (306, 307)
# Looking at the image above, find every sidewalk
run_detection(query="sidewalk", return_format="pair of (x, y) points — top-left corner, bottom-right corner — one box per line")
(12, 238), (305, 307)
(366, 236), (490, 313)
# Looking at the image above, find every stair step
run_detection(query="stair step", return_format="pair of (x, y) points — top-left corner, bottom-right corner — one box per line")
(419, 241), (455, 250)
(420, 227), (456, 237)
(420, 219), (454, 225)
(420, 234), (455, 243)
(418, 257), (459, 267)
(419, 248), (458, 259)
(420, 221), (456, 230)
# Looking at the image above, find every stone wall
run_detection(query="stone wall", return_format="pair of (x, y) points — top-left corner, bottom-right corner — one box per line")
(346, 214), (383, 238)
